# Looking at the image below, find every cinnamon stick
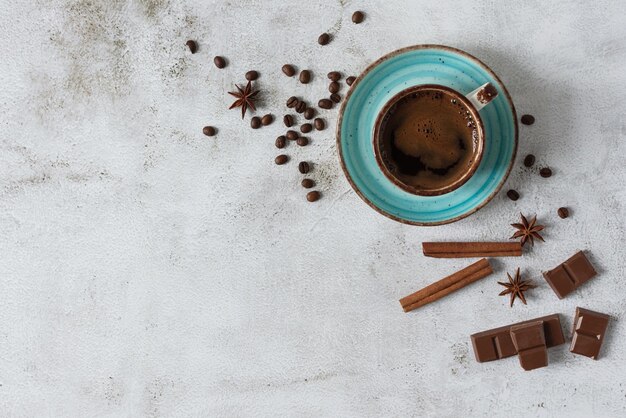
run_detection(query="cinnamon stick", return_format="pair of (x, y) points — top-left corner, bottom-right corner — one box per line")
(422, 242), (522, 258)
(400, 258), (493, 312)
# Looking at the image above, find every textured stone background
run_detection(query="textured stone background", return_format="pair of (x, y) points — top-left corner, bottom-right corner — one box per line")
(1, 0), (625, 416)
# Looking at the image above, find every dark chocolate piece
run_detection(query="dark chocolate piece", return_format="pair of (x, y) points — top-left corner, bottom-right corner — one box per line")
(510, 321), (548, 371)
(570, 307), (610, 360)
(543, 251), (597, 299)
(471, 314), (564, 363)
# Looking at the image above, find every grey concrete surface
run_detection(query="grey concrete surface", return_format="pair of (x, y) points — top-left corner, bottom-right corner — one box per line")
(1, 0), (626, 416)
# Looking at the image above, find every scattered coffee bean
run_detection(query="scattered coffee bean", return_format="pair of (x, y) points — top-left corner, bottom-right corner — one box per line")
(327, 71), (341, 81)
(318, 33), (331, 45)
(296, 101), (307, 113)
(202, 126), (216, 136)
(301, 179), (315, 189)
(318, 98), (333, 109)
(346, 76), (356, 86)
(557, 207), (569, 219)
(314, 118), (326, 130)
(299, 70), (311, 84)
(286, 130), (299, 140)
(261, 114), (274, 126)
(298, 161), (311, 174)
(275, 136), (286, 149)
(214, 56), (226, 69)
(329, 81), (340, 94)
(283, 115), (294, 127)
(540, 167), (553, 178)
(306, 190), (320, 202)
(245, 70), (258, 81)
(282, 64), (296, 77)
(300, 123), (313, 133)
(521, 114), (535, 125)
(251, 116), (261, 129)
(304, 107), (315, 120)
(297, 137), (309, 146)
(186, 40), (197, 54)
(275, 154), (288, 165)
(523, 154), (536, 167)
(352, 11), (365, 24)
(286, 96), (299, 108)
(330, 93), (341, 103)
(506, 189), (520, 201)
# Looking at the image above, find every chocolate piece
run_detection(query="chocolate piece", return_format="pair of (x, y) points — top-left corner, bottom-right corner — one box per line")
(510, 321), (548, 370)
(543, 251), (597, 299)
(471, 314), (564, 363)
(570, 307), (610, 359)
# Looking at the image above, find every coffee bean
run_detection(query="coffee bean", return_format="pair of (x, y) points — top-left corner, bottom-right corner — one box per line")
(301, 179), (315, 189)
(261, 114), (274, 126)
(251, 116), (261, 129)
(557, 207), (569, 219)
(352, 11), (365, 24)
(286, 96), (299, 108)
(297, 137), (309, 146)
(540, 167), (552, 178)
(523, 154), (536, 167)
(300, 123), (313, 133)
(275, 154), (288, 165)
(521, 114), (535, 125)
(346, 76), (356, 86)
(286, 130), (299, 140)
(245, 70), (258, 81)
(306, 191), (320, 202)
(202, 126), (216, 136)
(186, 40), (197, 54)
(296, 101), (307, 113)
(283, 115), (294, 127)
(329, 81), (340, 94)
(506, 189), (520, 201)
(318, 33), (331, 45)
(282, 64), (296, 77)
(214, 56), (226, 69)
(314, 118), (326, 130)
(298, 161), (311, 174)
(299, 70), (311, 84)
(275, 136), (286, 149)
(327, 71), (341, 81)
(330, 93), (341, 103)
(318, 99), (333, 109)
(303, 107), (315, 120)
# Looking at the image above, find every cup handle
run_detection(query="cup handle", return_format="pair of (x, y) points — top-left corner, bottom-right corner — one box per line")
(466, 82), (498, 111)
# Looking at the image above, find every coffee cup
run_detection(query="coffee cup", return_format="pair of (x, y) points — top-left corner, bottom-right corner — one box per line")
(373, 83), (498, 196)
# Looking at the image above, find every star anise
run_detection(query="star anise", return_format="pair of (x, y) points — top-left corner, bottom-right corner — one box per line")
(228, 81), (259, 118)
(498, 268), (536, 307)
(510, 213), (545, 247)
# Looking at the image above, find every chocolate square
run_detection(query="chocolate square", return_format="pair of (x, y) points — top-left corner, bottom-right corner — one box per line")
(543, 251), (597, 298)
(510, 321), (548, 371)
(570, 307), (610, 360)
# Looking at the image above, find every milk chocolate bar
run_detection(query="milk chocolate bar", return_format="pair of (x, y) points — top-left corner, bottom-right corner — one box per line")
(510, 321), (548, 371)
(570, 307), (610, 360)
(543, 251), (597, 298)
(470, 314), (565, 363)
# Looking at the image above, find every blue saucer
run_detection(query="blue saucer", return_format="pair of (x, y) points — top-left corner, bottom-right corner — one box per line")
(337, 45), (518, 225)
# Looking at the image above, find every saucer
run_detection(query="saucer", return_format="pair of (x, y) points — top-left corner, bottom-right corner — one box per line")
(337, 45), (518, 225)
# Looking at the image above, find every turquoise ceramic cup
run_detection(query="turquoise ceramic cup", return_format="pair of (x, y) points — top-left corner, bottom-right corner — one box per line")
(337, 45), (518, 226)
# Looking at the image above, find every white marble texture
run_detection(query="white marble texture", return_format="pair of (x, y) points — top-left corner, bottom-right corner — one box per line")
(1, 0), (626, 416)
